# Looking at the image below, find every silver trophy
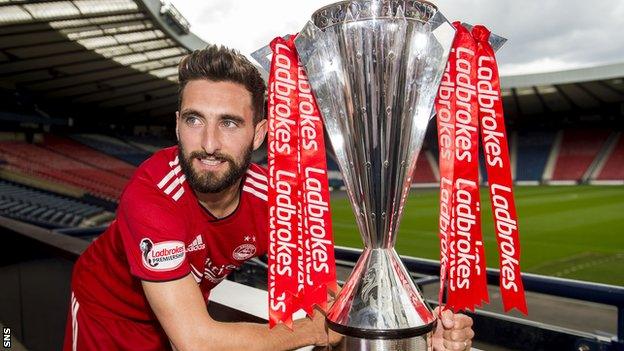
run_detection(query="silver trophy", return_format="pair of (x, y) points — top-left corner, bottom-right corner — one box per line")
(293, 0), (455, 349)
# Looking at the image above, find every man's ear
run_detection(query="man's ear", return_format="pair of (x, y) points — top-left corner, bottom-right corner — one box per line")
(175, 111), (180, 141)
(252, 119), (268, 151)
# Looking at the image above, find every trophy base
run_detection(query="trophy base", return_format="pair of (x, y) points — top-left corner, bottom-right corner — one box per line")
(327, 318), (435, 339)
(343, 334), (429, 351)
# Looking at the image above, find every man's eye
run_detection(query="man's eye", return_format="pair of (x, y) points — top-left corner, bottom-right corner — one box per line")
(222, 120), (238, 128)
(186, 117), (202, 126)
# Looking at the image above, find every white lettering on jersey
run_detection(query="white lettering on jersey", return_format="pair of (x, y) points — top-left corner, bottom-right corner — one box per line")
(204, 258), (237, 284)
(187, 235), (206, 252)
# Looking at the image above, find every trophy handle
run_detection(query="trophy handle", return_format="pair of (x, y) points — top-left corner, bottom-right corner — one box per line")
(461, 22), (507, 51)
(250, 35), (292, 74)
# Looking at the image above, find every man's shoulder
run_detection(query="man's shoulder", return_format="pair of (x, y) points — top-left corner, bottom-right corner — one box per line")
(241, 163), (268, 203)
(247, 163), (268, 178)
(123, 146), (190, 205)
(137, 146), (179, 178)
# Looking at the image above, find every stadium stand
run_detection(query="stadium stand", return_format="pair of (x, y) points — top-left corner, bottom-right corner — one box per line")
(71, 134), (151, 166)
(123, 135), (174, 153)
(0, 179), (112, 228)
(0, 140), (129, 200)
(0, 165), (86, 199)
(42, 134), (137, 178)
(515, 131), (555, 182)
(551, 129), (611, 181)
(325, 155), (344, 189)
(478, 151), (488, 184)
(251, 144), (268, 166)
(596, 132), (624, 181)
(412, 150), (437, 184)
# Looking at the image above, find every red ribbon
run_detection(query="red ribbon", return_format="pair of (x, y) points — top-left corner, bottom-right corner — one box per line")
(449, 22), (488, 311)
(473, 25), (528, 314)
(434, 25), (457, 311)
(267, 35), (337, 328)
(296, 58), (338, 316)
(437, 23), (526, 314)
(267, 36), (301, 328)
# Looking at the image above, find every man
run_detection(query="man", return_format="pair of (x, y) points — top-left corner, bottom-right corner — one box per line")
(63, 45), (474, 351)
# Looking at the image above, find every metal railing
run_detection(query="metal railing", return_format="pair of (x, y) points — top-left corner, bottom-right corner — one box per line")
(333, 246), (624, 351)
(2, 217), (623, 351)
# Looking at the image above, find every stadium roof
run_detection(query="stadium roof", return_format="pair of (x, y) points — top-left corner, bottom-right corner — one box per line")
(500, 62), (624, 119)
(0, 0), (207, 122)
(0, 0), (622, 124)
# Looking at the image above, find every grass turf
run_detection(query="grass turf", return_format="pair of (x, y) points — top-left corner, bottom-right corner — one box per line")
(329, 185), (624, 286)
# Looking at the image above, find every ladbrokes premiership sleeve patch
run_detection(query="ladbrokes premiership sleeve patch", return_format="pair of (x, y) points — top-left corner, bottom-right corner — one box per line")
(139, 239), (186, 272)
(117, 175), (191, 282)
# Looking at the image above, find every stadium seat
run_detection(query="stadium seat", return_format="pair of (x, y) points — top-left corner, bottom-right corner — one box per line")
(0, 179), (111, 229)
(42, 134), (137, 178)
(516, 131), (555, 181)
(328, 178), (345, 190)
(71, 134), (152, 166)
(479, 151), (488, 184)
(0, 141), (129, 200)
(326, 156), (340, 172)
(412, 150), (437, 184)
(551, 129), (610, 181)
(124, 135), (175, 153)
(596, 133), (624, 180)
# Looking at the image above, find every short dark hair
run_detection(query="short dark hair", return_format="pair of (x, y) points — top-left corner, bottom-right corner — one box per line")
(177, 45), (266, 123)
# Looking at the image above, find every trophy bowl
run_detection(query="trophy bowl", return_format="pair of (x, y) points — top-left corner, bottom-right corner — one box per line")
(294, 0), (456, 348)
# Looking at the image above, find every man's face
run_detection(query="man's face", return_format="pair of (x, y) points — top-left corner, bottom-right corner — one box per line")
(176, 80), (266, 194)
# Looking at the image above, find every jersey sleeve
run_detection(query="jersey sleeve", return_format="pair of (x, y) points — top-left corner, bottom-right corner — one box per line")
(116, 177), (190, 282)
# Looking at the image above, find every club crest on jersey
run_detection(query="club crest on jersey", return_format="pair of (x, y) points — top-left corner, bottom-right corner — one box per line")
(140, 238), (186, 271)
(232, 243), (256, 261)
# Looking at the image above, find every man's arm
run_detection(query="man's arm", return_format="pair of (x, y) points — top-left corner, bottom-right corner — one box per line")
(142, 274), (329, 351)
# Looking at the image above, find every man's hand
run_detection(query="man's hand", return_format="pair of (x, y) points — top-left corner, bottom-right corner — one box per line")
(309, 308), (342, 347)
(310, 286), (344, 348)
(428, 307), (474, 351)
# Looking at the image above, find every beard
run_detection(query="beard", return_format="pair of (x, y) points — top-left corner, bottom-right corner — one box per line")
(178, 142), (253, 194)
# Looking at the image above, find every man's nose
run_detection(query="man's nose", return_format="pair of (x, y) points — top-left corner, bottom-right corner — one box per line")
(201, 124), (222, 154)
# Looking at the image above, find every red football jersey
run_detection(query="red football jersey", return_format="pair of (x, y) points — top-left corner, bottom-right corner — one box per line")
(72, 146), (269, 322)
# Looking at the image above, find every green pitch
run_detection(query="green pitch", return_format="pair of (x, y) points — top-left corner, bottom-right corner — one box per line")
(329, 185), (624, 286)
